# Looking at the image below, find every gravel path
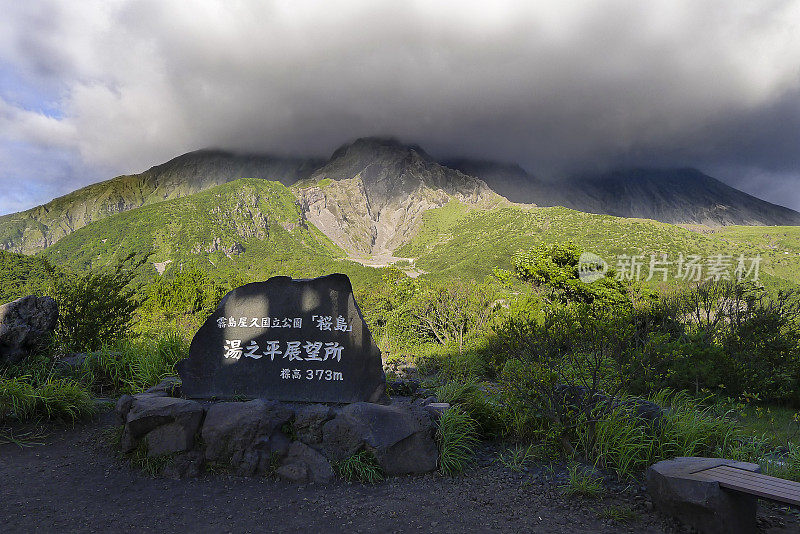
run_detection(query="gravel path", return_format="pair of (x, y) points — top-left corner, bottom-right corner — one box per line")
(1, 417), (798, 534)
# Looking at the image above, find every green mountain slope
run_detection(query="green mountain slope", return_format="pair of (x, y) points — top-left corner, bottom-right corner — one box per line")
(710, 226), (800, 284)
(0, 150), (321, 254)
(40, 179), (379, 286)
(396, 201), (798, 289)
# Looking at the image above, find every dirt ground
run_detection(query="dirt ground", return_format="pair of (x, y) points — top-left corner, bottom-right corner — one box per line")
(2, 415), (799, 534)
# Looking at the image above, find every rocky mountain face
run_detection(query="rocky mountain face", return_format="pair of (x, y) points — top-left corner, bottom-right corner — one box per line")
(2, 138), (799, 256)
(448, 161), (800, 226)
(0, 149), (321, 254)
(295, 138), (503, 256)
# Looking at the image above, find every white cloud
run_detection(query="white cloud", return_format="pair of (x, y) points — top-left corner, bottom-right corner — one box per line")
(1, 0), (799, 212)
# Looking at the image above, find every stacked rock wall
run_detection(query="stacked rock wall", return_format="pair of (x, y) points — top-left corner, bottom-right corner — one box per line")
(115, 381), (441, 482)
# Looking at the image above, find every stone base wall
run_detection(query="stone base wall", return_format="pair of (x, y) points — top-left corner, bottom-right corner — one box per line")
(115, 380), (442, 482)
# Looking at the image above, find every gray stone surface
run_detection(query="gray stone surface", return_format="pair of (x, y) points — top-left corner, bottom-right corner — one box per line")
(646, 457), (760, 534)
(176, 274), (387, 403)
(277, 441), (334, 483)
(321, 402), (438, 475)
(144, 377), (182, 397)
(201, 399), (292, 463)
(122, 396), (204, 454)
(116, 392), (439, 481)
(293, 404), (333, 445)
(0, 295), (58, 364)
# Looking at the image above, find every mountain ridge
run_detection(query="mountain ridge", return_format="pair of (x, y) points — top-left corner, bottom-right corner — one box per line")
(3, 137), (799, 255)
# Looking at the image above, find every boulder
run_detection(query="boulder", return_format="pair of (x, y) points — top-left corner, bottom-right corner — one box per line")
(122, 396), (204, 454)
(276, 441), (334, 483)
(647, 457), (760, 534)
(293, 404), (333, 445)
(321, 402), (438, 475)
(0, 295), (58, 364)
(201, 399), (292, 463)
(144, 377), (182, 398)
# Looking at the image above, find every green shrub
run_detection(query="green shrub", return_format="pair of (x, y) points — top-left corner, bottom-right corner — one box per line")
(130, 440), (174, 476)
(334, 450), (384, 483)
(497, 444), (538, 471)
(48, 254), (144, 352)
(437, 405), (480, 475)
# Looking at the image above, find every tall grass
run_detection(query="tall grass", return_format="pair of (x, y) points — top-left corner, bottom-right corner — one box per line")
(334, 450), (385, 483)
(83, 330), (189, 394)
(0, 375), (96, 422)
(585, 390), (740, 478)
(437, 405), (480, 475)
(435, 379), (502, 436)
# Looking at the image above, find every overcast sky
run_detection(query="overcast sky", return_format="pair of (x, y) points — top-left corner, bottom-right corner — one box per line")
(1, 0), (799, 215)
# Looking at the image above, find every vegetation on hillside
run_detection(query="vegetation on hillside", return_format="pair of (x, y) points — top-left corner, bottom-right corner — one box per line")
(2, 185), (800, 487)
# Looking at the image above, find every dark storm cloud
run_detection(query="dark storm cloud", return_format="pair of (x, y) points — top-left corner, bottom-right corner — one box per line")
(1, 0), (799, 214)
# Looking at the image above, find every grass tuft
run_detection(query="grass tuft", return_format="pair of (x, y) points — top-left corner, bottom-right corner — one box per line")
(598, 504), (640, 523)
(561, 463), (603, 497)
(497, 444), (537, 471)
(437, 405), (480, 475)
(334, 450), (385, 483)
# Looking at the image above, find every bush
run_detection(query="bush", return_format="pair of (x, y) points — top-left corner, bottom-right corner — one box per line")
(47, 254), (144, 352)
(561, 463), (603, 497)
(435, 379), (503, 436)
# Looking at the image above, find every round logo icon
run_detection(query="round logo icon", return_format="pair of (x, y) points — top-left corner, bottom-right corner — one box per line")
(578, 252), (608, 283)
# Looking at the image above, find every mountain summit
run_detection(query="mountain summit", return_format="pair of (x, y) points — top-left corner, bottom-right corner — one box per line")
(296, 137), (502, 256)
(1, 137), (799, 255)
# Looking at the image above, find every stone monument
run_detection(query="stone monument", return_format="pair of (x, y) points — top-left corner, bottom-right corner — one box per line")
(177, 274), (387, 403)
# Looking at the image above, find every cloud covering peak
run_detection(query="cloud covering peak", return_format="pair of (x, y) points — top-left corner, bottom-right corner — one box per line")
(2, 0), (800, 214)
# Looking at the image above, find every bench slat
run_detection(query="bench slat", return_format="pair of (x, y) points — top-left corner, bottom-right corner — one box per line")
(695, 465), (800, 489)
(692, 465), (800, 507)
(696, 468), (800, 492)
(693, 465), (800, 492)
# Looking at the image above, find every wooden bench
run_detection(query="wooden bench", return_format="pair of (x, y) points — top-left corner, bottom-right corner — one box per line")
(688, 463), (800, 508)
(647, 457), (799, 534)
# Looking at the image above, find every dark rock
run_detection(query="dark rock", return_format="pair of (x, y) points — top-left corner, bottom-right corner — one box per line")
(144, 377), (182, 397)
(122, 396), (204, 454)
(0, 295), (58, 364)
(115, 394), (134, 425)
(320, 413), (365, 461)
(274, 462), (308, 483)
(254, 431), (292, 458)
(413, 396), (437, 406)
(177, 274), (387, 403)
(647, 457), (760, 534)
(293, 404), (333, 445)
(321, 402), (438, 475)
(277, 441), (334, 483)
(58, 353), (87, 369)
(201, 399), (292, 463)
(555, 385), (664, 425)
(424, 402), (450, 419)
